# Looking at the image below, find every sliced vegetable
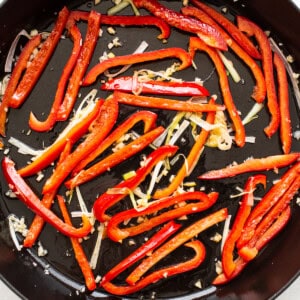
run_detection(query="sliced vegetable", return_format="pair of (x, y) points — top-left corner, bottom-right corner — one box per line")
(198, 153), (300, 180)
(114, 91), (224, 112)
(57, 10), (101, 121)
(190, 0), (261, 59)
(9, 7), (69, 108)
(18, 99), (103, 177)
(133, 0), (227, 50)
(153, 99), (216, 199)
(65, 126), (165, 189)
(221, 175), (266, 278)
(101, 221), (181, 285)
(93, 145), (178, 222)
(126, 208), (227, 285)
(189, 36), (246, 147)
(82, 47), (193, 85)
(273, 52), (292, 154)
(101, 76), (210, 97)
(42, 96), (118, 194)
(237, 16), (280, 138)
(71, 110), (158, 176)
(102, 240), (205, 295)
(181, 5), (266, 103)
(0, 34), (42, 136)
(57, 195), (96, 290)
(28, 24), (82, 131)
(2, 157), (92, 238)
(107, 191), (218, 242)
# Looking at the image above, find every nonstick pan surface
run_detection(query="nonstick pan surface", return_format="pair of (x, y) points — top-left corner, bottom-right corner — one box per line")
(0, 1), (300, 299)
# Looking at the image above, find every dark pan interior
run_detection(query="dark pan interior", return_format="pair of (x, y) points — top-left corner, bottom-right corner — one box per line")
(0, 0), (300, 299)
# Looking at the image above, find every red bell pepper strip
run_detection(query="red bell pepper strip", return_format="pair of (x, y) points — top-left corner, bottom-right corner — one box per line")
(190, 0), (261, 59)
(28, 25), (82, 132)
(2, 157), (92, 238)
(126, 208), (227, 285)
(273, 52), (292, 154)
(107, 191), (218, 242)
(101, 221), (181, 285)
(181, 6), (266, 103)
(153, 99), (215, 199)
(102, 240), (205, 295)
(189, 36), (245, 147)
(0, 34), (42, 137)
(9, 7), (69, 108)
(133, 0), (227, 51)
(198, 153), (300, 180)
(237, 16), (280, 138)
(57, 195), (96, 291)
(93, 145), (179, 222)
(67, 10), (171, 40)
(214, 206), (291, 285)
(42, 96), (119, 194)
(23, 193), (56, 247)
(221, 175), (266, 278)
(236, 161), (300, 248)
(82, 48), (193, 86)
(56, 10), (101, 121)
(71, 110), (158, 176)
(101, 76), (210, 97)
(18, 99), (103, 177)
(65, 126), (165, 189)
(23, 141), (72, 248)
(238, 178), (300, 261)
(114, 91), (224, 113)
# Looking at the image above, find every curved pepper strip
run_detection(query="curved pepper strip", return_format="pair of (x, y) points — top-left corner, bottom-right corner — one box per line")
(71, 110), (158, 176)
(181, 6), (266, 103)
(18, 100), (103, 177)
(190, 0), (261, 59)
(153, 99), (215, 199)
(9, 7), (69, 108)
(126, 208), (227, 285)
(273, 52), (292, 154)
(42, 96), (119, 194)
(2, 157), (92, 238)
(107, 191), (218, 242)
(93, 145), (179, 222)
(56, 11), (101, 121)
(67, 10), (171, 40)
(189, 37), (245, 147)
(133, 0), (227, 50)
(82, 48), (193, 86)
(221, 175), (266, 278)
(102, 240), (205, 296)
(28, 25), (82, 132)
(23, 141), (72, 248)
(198, 153), (300, 180)
(114, 91), (224, 113)
(101, 76), (210, 97)
(66, 126), (165, 189)
(236, 161), (300, 249)
(0, 34), (42, 137)
(57, 195), (96, 291)
(238, 178), (300, 261)
(101, 221), (181, 285)
(214, 206), (291, 285)
(237, 16), (280, 138)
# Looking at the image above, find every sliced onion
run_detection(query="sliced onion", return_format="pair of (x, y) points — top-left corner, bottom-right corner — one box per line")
(5, 29), (31, 73)
(217, 50), (241, 83)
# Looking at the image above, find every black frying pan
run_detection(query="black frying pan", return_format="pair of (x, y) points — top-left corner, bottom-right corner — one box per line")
(0, 1), (300, 299)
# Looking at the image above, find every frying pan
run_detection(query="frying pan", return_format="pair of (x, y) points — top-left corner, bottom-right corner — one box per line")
(0, 0), (300, 299)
